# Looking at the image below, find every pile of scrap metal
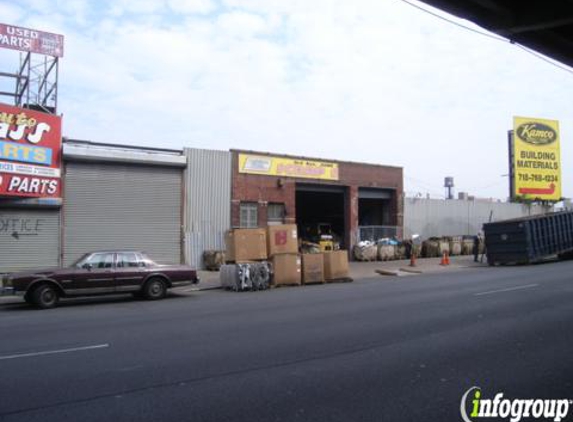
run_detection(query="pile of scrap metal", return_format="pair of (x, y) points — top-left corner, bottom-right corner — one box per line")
(353, 235), (479, 261)
(353, 238), (413, 262)
(220, 262), (272, 292)
(300, 241), (322, 254)
(352, 241), (378, 261)
(203, 250), (226, 271)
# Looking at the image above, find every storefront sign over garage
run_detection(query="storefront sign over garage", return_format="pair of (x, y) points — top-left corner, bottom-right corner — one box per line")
(0, 23), (64, 57)
(512, 116), (561, 201)
(0, 104), (62, 198)
(238, 153), (339, 181)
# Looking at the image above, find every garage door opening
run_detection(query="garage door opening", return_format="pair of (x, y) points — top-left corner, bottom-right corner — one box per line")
(358, 188), (396, 241)
(296, 185), (347, 249)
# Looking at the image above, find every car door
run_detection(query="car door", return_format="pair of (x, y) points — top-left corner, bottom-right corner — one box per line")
(67, 252), (116, 295)
(115, 252), (145, 293)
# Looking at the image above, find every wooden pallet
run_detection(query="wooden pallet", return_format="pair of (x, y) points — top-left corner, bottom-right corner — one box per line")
(271, 283), (302, 288)
(325, 277), (354, 283)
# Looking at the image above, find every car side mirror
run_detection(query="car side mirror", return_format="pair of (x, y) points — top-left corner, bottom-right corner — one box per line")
(83, 263), (93, 271)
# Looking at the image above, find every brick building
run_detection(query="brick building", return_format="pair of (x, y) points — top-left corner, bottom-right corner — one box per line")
(231, 150), (403, 251)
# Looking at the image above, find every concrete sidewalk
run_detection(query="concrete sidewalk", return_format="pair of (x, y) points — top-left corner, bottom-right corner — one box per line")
(194, 255), (488, 290)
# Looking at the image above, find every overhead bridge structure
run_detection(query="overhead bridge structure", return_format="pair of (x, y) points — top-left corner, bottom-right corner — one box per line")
(418, 0), (573, 68)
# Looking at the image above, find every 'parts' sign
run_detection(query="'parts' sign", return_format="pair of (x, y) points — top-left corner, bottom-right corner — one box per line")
(0, 103), (62, 199)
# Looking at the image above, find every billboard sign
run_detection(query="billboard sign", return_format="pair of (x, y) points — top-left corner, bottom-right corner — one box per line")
(0, 23), (64, 57)
(238, 153), (339, 181)
(0, 103), (62, 198)
(512, 116), (561, 201)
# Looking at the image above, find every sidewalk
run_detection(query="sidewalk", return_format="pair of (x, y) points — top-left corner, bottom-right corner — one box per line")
(348, 254), (487, 278)
(195, 255), (488, 290)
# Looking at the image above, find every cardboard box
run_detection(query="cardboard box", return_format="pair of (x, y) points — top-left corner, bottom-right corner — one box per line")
(272, 254), (301, 286)
(267, 224), (298, 257)
(302, 253), (324, 284)
(225, 229), (267, 262)
(323, 250), (349, 280)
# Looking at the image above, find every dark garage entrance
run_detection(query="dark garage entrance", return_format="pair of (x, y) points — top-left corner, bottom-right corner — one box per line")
(358, 188), (395, 241)
(295, 184), (347, 249)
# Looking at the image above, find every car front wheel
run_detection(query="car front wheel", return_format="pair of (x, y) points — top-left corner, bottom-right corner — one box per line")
(31, 284), (60, 309)
(143, 278), (166, 300)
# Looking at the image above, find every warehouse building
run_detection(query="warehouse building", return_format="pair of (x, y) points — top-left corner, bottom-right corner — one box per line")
(1, 140), (403, 271)
(0, 140), (188, 271)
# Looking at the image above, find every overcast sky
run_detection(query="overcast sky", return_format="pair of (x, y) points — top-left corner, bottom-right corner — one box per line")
(1, 0), (572, 201)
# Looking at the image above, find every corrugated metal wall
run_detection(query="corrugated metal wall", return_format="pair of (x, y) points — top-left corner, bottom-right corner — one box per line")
(404, 198), (550, 238)
(63, 162), (183, 266)
(0, 208), (60, 271)
(184, 148), (232, 269)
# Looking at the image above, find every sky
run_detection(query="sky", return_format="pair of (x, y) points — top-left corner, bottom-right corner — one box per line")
(1, 0), (572, 201)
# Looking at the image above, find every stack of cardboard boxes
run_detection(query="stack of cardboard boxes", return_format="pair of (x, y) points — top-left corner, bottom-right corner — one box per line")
(225, 226), (350, 287)
(322, 250), (349, 281)
(268, 224), (301, 286)
(225, 228), (268, 262)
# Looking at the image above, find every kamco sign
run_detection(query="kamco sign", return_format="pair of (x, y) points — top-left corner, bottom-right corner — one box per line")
(0, 104), (62, 199)
(515, 122), (557, 145)
(512, 116), (561, 201)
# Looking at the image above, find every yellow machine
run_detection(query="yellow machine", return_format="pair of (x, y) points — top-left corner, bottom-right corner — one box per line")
(317, 223), (335, 252)
(319, 239), (334, 252)
(300, 222), (339, 252)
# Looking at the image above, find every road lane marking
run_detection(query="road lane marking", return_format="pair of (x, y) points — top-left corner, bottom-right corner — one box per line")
(0, 343), (110, 361)
(474, 284), (539, 297)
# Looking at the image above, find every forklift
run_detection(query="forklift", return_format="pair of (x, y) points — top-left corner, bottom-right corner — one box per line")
(300, 223), (339, 252)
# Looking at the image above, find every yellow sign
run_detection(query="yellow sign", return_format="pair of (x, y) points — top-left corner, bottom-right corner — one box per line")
(238, 153), (339, 181)
(513, 116), (561, 201)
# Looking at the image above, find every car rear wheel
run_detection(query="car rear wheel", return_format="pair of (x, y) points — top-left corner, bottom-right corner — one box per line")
(31, 284), (59, 309)
(143, 278), (166, 300)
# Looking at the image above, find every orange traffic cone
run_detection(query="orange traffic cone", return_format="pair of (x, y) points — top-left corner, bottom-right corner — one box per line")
(445, 251), (450, 265)
(440, 251), (449, 266)
(409, 252), (417, 267)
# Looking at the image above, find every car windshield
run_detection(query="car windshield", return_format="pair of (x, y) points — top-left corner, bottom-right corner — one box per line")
(139, 252), (156, 267)
(71, 253), (91, 268)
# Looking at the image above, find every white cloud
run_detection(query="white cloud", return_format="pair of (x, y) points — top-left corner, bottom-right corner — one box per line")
(216, 11), (271, 38)
(105, 0), (167, 17)
(168, 0), (217, 15)
(0, 2), (26, 22)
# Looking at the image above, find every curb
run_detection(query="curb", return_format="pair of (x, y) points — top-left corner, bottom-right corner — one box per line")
(398, 267), (424, 274)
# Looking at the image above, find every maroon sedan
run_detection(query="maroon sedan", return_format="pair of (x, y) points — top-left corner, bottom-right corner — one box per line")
(0, 250), (199, 309)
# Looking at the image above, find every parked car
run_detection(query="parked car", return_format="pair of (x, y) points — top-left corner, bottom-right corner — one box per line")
(0, 250), (199, 309)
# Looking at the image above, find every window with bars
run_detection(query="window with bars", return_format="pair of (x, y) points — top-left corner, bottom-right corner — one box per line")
(267, 203), (285, 225)
(240, 202), (258, 228)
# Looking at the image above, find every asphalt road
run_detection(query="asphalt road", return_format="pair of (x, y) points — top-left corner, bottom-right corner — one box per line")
(1, 261), (572, 422)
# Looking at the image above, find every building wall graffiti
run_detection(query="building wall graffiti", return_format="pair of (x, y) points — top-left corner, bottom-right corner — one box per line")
(0, 216), (45, 239)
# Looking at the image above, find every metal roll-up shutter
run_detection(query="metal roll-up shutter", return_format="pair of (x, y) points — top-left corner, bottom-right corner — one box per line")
(358, 188), (393, 199)
(63, 162), (182, 266)
(0, 209), (60, 271)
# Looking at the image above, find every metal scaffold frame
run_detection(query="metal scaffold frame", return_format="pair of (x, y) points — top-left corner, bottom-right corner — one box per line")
(0, 51), (59, 114)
